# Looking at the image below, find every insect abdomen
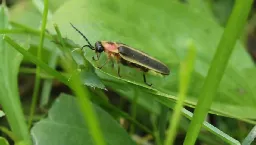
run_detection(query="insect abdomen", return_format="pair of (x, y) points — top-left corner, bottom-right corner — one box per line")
(120, 58), (149, 72)
(118, 46), (170, 75)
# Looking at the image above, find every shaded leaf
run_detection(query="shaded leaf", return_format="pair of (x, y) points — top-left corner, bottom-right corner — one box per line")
(31, 93), (135, 145)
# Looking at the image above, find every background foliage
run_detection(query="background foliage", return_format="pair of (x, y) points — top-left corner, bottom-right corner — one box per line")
(0, 0), (256, 145)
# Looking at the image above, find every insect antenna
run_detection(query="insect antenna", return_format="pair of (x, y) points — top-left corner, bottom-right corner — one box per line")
(70, 23), (95, 50)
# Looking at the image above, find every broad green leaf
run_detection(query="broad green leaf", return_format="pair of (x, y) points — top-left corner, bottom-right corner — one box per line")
(48, 0), (255, 120)
(70, 48), (106, 89)
(210, 0), (234, 26)
(9, 1), (41, 28)
(31, 93), (136, 145)
(49, 0), (71, 12)
(0, 137), (9, 145)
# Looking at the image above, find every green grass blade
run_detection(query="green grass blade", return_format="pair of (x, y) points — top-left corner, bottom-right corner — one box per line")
(0, 4), (31, 145)
(242, 126), (256, 145)
(182, 109), (240, 145)
(3, 35), (68, 85)
(151, 114), (161, 145)
(129, 89), (138, 135)
(165, 42), (196, 145)
(32, 0), (52, 20)
(10, 21), (51, 39)
(158, 106), (168, 144)
(0, 29), (27, 34)
(184, 1), (254, 144)
(53, 24), (106, 145)
(0, 126), (18, 141)
(40, 51), (58, 108)
(28, 0), (49, 127)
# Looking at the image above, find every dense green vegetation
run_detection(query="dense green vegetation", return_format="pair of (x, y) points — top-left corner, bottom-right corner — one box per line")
(0, 0), (255, 145)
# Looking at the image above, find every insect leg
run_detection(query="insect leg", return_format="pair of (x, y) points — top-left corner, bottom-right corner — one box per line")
(82, 44), (93, 49)
(92, 53), (101, 61)
(97, 53), (112, 69)
(110, 59), (115, 68)
(98, 58), (109, 69)
(143, 73), (152, 86)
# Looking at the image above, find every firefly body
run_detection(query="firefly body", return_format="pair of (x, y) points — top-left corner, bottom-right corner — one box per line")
(71, 23), (170, 86)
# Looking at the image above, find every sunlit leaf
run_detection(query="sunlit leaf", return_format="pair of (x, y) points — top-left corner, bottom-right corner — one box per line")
(47, 0), (255, 120)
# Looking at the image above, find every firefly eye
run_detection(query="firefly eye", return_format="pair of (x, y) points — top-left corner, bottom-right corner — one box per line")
(95, 41), (104, 53)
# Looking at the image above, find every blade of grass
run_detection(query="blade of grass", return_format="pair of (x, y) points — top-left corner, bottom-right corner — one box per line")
(0, 3), (31, 145)
(54, 24), (106, 145)
(32, 0), (52, 20)
(19, 67), (55, 79)
(151, 114), (161, 145)
(69, 77), (106, 145)
(152, 92), (240, 144)
(19, 67), (71, 80)
(3, 34), (106, 144)
(184, 1), (253, 144)
(0, 126), (18, 142)
(3, 35), (68, 85)
(158, 106), (168, 144)
(0, 29), (27, 34)
(165, 41), (196, 145)
(28, 0), (49, 128)
(182, 109), (240, 145)
(40, 51), (58, 108)
(40, 52), (58, 108)
(9, 21), (51, 39)
(242, 126), (256, 145)
(130, 89), (139, 135)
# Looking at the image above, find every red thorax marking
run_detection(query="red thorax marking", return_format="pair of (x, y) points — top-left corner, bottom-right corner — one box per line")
(103, 42), (118, 53)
